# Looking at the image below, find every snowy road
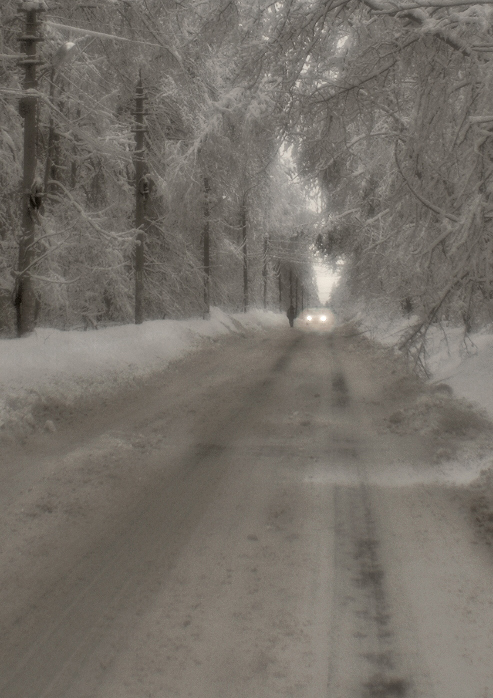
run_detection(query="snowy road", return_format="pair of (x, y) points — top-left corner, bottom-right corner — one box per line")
(1, 326), (493, 697)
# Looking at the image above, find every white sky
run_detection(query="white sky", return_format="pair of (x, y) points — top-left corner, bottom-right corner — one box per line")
(314, 262), (339, 303)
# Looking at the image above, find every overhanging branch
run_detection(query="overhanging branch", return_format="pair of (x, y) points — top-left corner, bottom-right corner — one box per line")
(394, 145), (460, 222)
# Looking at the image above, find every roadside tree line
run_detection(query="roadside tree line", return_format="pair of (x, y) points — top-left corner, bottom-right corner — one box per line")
(5, 0), (487, 349)
(0, 0), (318, 336)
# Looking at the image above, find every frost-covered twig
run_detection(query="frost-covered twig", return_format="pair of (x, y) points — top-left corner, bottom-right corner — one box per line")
(49, 182), (134, 242)
(395, 145), (459, 222)
(29, 274), (80, 285)
(13, 238), (71, 277)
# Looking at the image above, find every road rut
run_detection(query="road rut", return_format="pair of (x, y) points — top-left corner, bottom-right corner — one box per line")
(1, 327), (493, 697)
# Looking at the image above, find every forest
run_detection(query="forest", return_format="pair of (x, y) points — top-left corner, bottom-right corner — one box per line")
(0, 0), (319, 336)
(2, 0), (493, 351)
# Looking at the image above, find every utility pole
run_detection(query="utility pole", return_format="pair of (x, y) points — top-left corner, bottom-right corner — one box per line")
(203, 176), (210, 318)
(15, 1), (45, 337)
(132, 72), (147, 325)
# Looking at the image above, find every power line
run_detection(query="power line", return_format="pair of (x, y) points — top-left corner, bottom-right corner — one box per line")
(46, 21), (162, 48)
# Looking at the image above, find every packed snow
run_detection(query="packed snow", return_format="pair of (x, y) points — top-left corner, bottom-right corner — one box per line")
(2, 304), (493, 458)
(0, 308), (285, 438)
(2, 303), (493, 545)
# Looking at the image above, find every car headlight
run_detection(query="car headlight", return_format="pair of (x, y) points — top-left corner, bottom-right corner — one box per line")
(320, 315), (327, 322)
(306, 315), (312, 321)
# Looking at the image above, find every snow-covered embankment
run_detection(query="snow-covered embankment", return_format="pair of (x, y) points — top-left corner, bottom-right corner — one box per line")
(0, 308), (285, 440)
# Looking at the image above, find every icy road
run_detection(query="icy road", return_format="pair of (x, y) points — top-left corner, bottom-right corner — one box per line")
(1, 326), (493, 698)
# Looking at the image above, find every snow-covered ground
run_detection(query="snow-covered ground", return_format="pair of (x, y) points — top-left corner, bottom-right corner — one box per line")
(348, 307), (493, 507)
(6, 308), (493, 698)
(3, 304), (493, 698)
(353, 309), (493, 421)
(2, 304), (493, 444)
(0, 308), (286, 439)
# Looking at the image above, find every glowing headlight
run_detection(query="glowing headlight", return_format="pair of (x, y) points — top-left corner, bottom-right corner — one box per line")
(306, 315), (312, 321)
(320, 315), (327, 322)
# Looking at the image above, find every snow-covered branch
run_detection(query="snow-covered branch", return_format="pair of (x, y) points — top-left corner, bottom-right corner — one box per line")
(394, 147), (460, 223)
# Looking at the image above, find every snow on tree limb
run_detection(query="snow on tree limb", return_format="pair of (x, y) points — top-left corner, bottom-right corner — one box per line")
(394, 146), (460, 222)
(46, 22), (162, 48)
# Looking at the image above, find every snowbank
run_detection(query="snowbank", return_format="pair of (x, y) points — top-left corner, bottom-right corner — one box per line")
(0, 308), (286, 437)
(351, 305), (493, 420)
(4, 299), (493, 460)
(345, 307), (493, 493)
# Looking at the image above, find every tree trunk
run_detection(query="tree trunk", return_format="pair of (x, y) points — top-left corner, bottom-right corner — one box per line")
(16, 7), (43, 337)
(203, 176), (211, 318)
(278, 264), (282, 312)
(241, 196), (248, 313)
(134, 75), (147, 325)
(262, 234), (268, 310)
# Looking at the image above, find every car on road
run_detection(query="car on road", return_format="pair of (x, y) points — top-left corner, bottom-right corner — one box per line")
(298, 307), (335, 331)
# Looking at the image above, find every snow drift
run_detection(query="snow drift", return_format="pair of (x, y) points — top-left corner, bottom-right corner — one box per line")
(0, 308), (285, 440)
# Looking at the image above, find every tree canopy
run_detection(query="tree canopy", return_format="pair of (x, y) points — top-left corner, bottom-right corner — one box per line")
(256, 0), (493, 353)
(2, 0), (493, 343)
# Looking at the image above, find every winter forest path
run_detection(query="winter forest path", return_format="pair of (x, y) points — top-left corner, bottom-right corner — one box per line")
(1, 326), (493, 697)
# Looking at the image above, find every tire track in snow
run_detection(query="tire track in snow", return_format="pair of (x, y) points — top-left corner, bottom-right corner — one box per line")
(325, 336), (428, 698)
(0, 331), (305, 698)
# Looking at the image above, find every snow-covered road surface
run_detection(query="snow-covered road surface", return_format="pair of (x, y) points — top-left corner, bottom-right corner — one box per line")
(1, 326), (493, 697)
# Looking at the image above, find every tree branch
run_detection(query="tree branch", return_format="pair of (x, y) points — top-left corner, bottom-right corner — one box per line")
(394, 145), (460, 222)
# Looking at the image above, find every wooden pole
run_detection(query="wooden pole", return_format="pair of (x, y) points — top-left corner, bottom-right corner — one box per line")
(15, 2), (44, 337)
